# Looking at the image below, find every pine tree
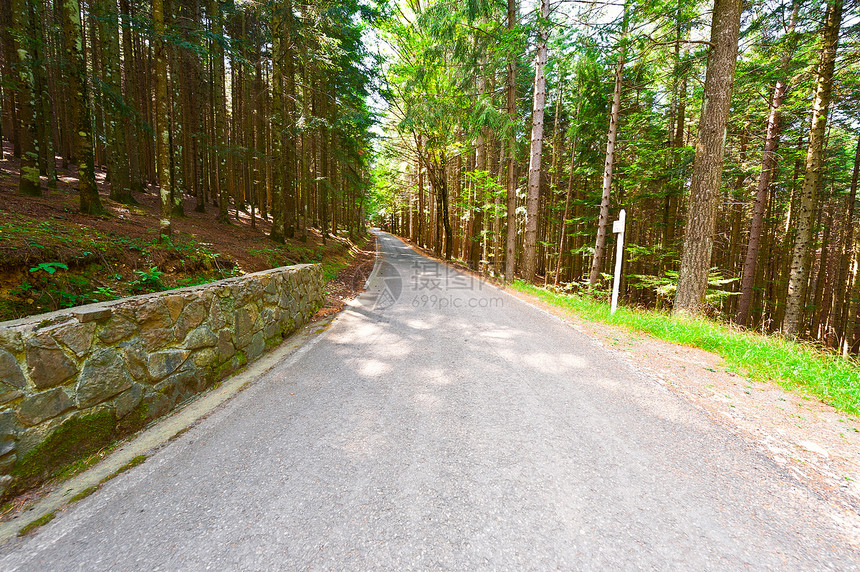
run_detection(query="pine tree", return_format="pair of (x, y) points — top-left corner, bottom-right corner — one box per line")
(783, 0), (843, 336)
(673, 0), (743, 315)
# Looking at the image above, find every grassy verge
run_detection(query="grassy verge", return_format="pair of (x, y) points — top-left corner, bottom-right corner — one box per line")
(510, 280), (860, 416)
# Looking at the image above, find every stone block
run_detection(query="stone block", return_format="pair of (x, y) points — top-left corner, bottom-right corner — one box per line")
(234, 305), (260, 349)
(155, 366), (196, 406)
(164, 295), (185, 323)
(217, 330), (235, 361)
(142, 392), (170, 421)
(174, 300), (207, 341)
(264, 313), (280, 340)
(147, 349), (190, 381)
(192, 348), (217, 369)
(17, 388), (75, 426)
(0, 349), (26, 389)
(263, 276), (279, 294)
(52, 322), (97, 358)
(0, 385), (22, 404)
(98, 315), (138, 345)
(25, 334), (77, 390)
(0, 411), (18, 436)
(209, 298), (227, 330)
(73, 307), (112, 323)
(185, 325), (217, 350)
(215, 284), (232, 298)
(0, 451), (16, 475)
(121, 344), (148, 381)
(278, 290), (294, 310)
(135, 299), (172, 331)
(0, 428), (15, 458)
(77, 348), (133, 408)
(142, 327), (173, 352)
(247, 331), (265, 362)
(115, 384), (144, 418)
(0, 330), (23, 354)
(0, 475), (12, 498)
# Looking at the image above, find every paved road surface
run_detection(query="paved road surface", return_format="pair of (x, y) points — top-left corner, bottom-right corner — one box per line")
(2, 231), (857, 570)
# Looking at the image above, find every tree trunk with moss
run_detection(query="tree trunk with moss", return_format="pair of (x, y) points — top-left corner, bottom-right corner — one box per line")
(11, 0), (42, 196)
(210, 0), (228, 223)
(283, 0), (297, 239)
(153, 0), (172, 238)
(119, 0), (143, 194)
(59, 0), (104, 213)
(96, 0), (133, 204)
(268, 4), (285, 243)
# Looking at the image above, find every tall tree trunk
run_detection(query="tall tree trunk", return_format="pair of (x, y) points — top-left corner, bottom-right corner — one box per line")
(735, 2), (798, 326)
(269, 3), (285, 242)
(11, 0), (42, 196)
(522, 0), (549, 282)
(119, 0), (143, 194)
(283, 0), (297, 238)
(673, 0), (743, 315)
(59, 0), (104, 213)
(470, 62), (488, 270)
(153, 0), (172, 238)
(97, 0), (133, 204)
(810, 205), (832, 337)
(590, 22), (626, 285)
(32, 0), (55, 188)
(782, 0), (842, 336)
(211, 0), (228, 222)
(418, 135), (425, 247)
(504, 0), (518, 280)
(555, 117), (580, 287)
(319, 80), (329, 243)
(0, 0), (19, 159)
(833, 134), (860, 348)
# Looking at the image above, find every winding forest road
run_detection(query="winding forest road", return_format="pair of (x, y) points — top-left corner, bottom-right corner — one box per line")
(2, 231), (857, 570)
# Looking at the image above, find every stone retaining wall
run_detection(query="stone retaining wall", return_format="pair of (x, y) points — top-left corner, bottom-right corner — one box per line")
(0, 264), (324, 499)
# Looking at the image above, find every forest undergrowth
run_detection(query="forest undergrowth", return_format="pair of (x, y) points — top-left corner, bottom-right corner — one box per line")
(0, 150), (366, 322)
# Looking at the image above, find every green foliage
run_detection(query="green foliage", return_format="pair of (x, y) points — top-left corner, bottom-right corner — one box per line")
(630, 269), (739, 305)
(100, 455), (147, 484)
(28, 262), (68, 275)
(18, 512), (55, 537)
(94, 286), (119, 300)
(68, 486), (99, 504)
(130, 267), (165, 293)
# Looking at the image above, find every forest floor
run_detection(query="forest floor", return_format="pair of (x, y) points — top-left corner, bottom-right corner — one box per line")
(0, 143), (374, 322)
(395, 234), (860, 539)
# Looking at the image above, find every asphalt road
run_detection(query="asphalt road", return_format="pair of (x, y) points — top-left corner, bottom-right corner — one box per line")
(2, 231), (857, 570)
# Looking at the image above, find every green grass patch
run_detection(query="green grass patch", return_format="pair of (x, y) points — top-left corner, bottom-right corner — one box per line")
(511, 280), (860, 416)
(18, 511), (55, 536)
(68, 486), (98, 504)
(99, 455), (147, 485)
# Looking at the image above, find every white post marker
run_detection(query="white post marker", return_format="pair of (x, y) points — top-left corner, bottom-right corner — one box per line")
(610, 208), (626, 315)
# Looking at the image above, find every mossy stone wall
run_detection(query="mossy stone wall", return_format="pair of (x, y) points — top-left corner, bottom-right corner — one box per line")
(0, 264), (324, 499)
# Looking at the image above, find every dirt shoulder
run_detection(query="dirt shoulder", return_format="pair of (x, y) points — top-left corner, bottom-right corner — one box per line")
(393, 233), (860, 541)
(315, 235), (377, 320)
